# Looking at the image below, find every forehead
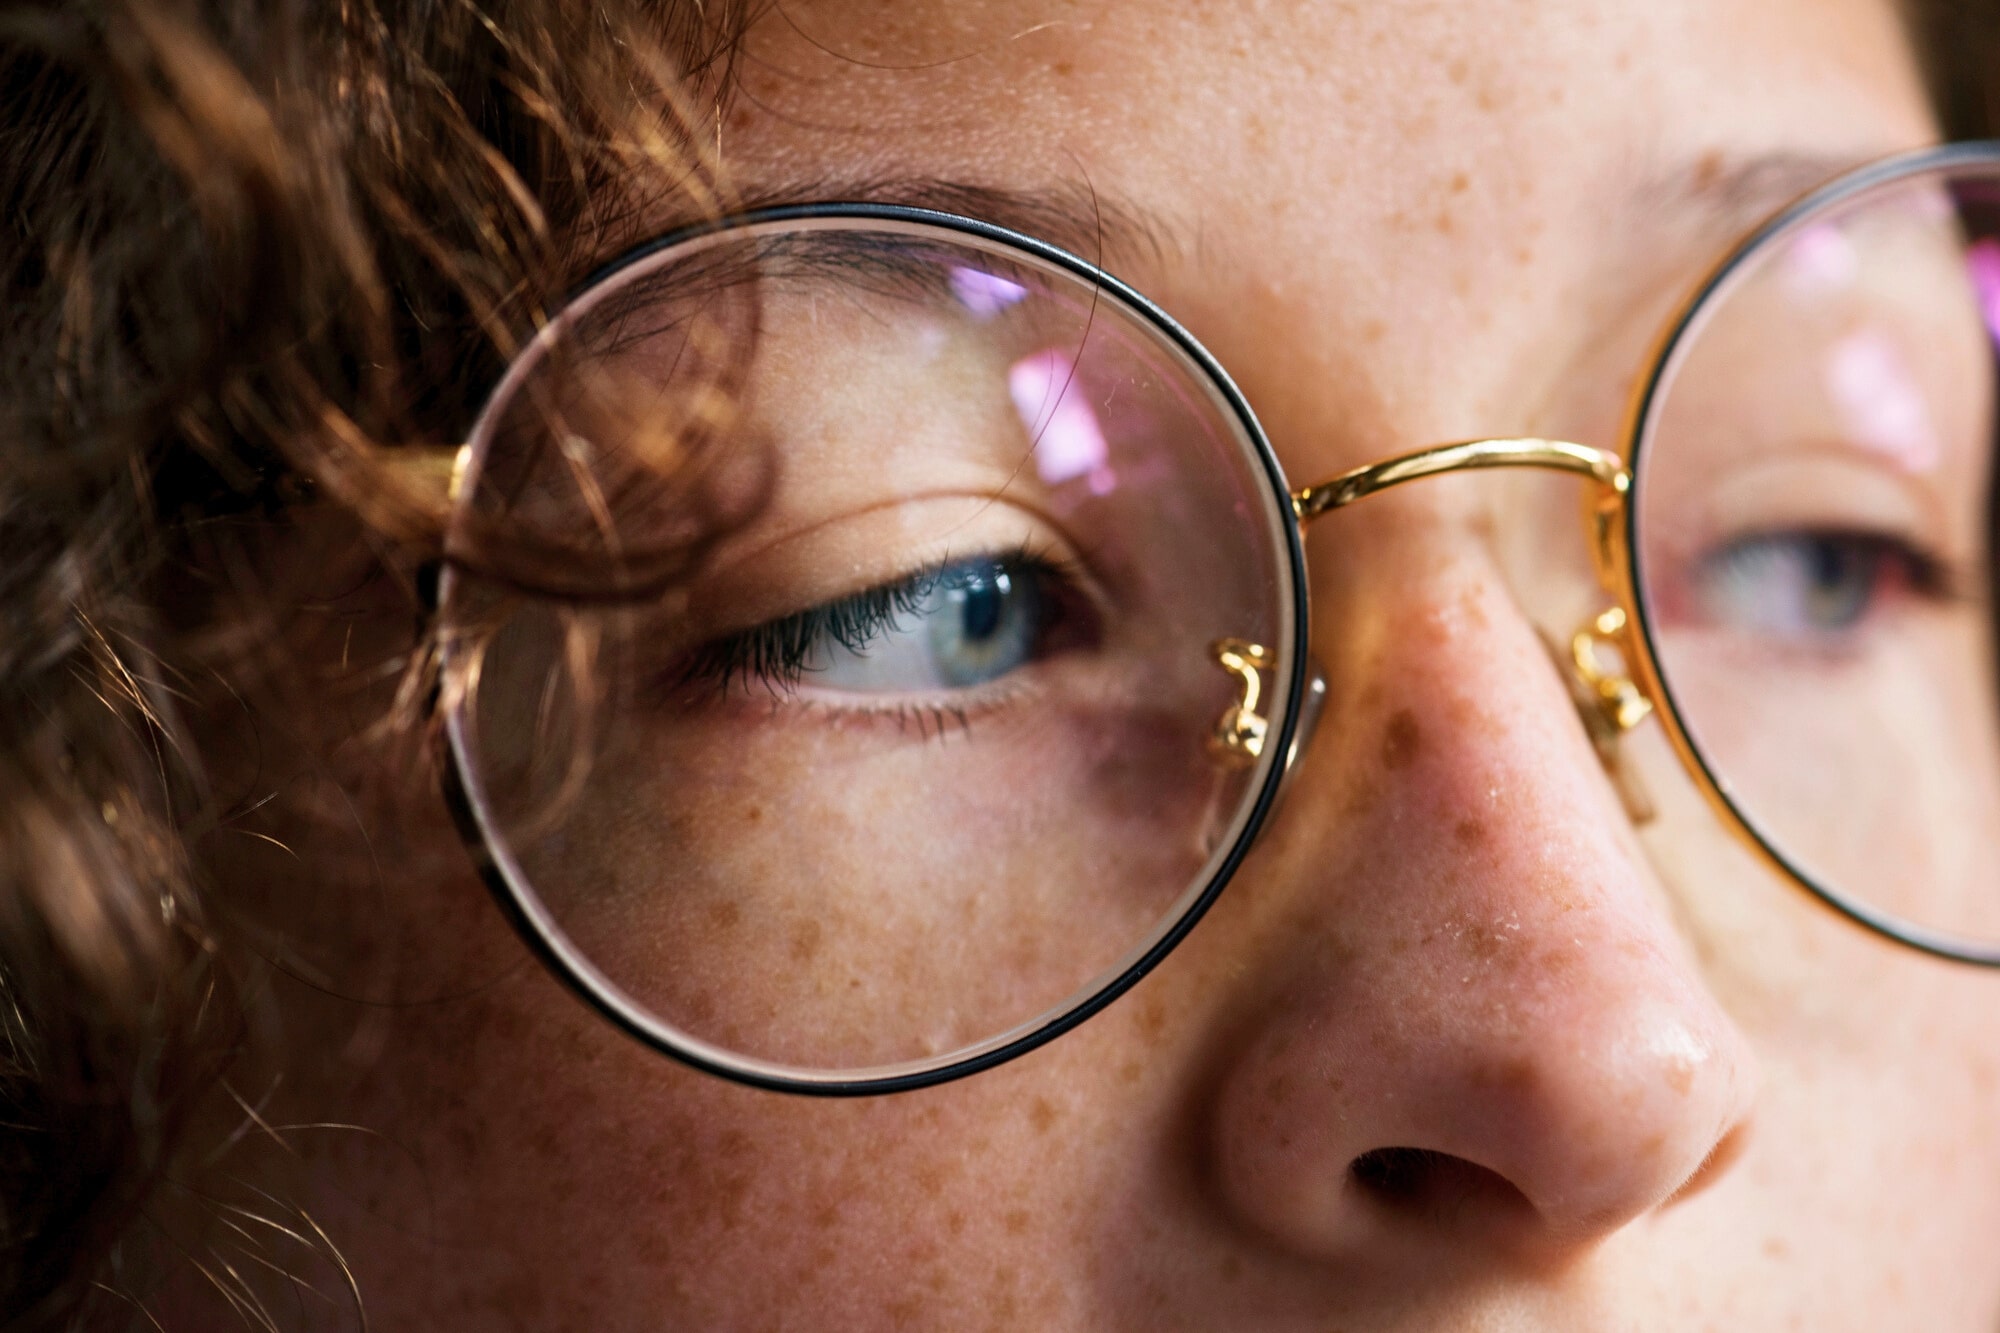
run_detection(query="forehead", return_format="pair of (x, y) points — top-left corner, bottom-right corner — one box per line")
(711, 0), (1939, 455)
(720, 0), (1935, 213)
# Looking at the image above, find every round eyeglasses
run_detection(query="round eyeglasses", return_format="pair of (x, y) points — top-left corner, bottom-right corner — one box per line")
(432, 144), (2000, 1094)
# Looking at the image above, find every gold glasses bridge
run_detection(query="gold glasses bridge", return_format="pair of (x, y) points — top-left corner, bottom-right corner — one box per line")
(1211, 438), (1651, 808)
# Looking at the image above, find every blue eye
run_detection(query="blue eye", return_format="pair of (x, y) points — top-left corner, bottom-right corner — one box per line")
(1694, 532), (1923, 636)
(809, 558), (1047, 692)
(918, 563), (1044, 689)
(687, 553), (1065, 697)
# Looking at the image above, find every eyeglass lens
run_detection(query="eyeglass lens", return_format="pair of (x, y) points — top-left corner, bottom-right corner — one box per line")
(442, 218), (1303, 1081)
(1632, 161), (2000, 954)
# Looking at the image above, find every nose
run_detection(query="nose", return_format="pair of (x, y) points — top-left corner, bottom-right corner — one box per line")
(1206, 515), (1759, 1267)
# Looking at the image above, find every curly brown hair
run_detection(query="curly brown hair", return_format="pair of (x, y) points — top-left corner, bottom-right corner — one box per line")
(0, 1), (750, 1325)
(0, 0), (1995, 1329)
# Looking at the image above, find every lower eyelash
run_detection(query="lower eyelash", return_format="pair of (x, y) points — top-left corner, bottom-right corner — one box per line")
(721, 675), (1039, 743)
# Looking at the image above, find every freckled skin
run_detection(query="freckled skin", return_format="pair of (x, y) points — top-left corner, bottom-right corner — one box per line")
(201, 1), (2000, 1330)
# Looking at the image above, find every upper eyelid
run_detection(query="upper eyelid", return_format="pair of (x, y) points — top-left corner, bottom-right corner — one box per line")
(684, 550), (1070, 690)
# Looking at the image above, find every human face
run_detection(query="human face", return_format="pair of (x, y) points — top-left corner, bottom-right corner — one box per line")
(268, 1), (2000, 1328)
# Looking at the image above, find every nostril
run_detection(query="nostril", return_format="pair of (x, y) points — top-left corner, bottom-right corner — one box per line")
(1349, 1147), (1530, 1224)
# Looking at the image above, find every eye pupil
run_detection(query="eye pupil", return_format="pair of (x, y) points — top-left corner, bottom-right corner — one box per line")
(952, 570), (1010, 642)
(1805, 539), (1869, 627)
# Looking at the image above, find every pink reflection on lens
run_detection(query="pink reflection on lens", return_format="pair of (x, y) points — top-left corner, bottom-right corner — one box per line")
(1783, 224), (1858, 296)
(1824, 329), (1940, 472)
(1009, 348), (1116, 492)
(1965, 239), (2000, 343)
(950, 266), (1028, 318)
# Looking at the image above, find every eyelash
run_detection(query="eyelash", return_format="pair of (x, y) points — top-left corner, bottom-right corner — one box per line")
(671, 545), (1080, 698)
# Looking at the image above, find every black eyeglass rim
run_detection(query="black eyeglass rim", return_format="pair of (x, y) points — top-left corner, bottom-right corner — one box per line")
(1624, 138), (2000, 968)
(435, 202), (1315, 1095)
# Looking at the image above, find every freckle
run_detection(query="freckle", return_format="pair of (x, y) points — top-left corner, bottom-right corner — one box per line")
(790, 918), (823, 962)
(1692, 149), (1725, 191)
(1433, 208), (1456, 236)
(1029, 1097), (1059, 1134)
(711, 1170), (750, 1228)
(1382, 709), (1423, 770)
(1449, 171), (1469, 194)
(528, 1123), (560, 1158)
(1360, 318), (1387, 344)
(743, 804), (763, 824)
(718, 1129), (751, 1159)
(945, 1210), (965, 1235)
(1118, 1060), (1142, 1084)
(1476, 1056), (1537, 1094)
(1052, 60), (1073, 75)
(1454, 818), (1487, 846)
(1455, 585), (1489, 627)
(1447, 58), (1468, 85)
(1003, 1208), (1030, 1234)
(1763, 1236), (1790, 1259)
(708, 901), (741, 931)
(914, 1161), (947, 1195)
(1136, 996), (1167, 1045)
(485, 1005), (528, 1044)
(814, 1200), (840, 1230)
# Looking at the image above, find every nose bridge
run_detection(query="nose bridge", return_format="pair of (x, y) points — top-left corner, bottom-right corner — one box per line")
(1275, 437), (1656, 819)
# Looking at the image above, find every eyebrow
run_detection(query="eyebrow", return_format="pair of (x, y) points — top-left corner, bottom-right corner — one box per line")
(734, 149), (1896, 274)
(1637, 146), (1902, 241)
(732, 174), (1183, 272)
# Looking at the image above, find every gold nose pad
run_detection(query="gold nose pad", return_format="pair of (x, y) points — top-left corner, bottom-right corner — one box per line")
(1208, 639), (1275, 766)
(1206, 641), (1328, 796)
(1551, 606), (1658, 825)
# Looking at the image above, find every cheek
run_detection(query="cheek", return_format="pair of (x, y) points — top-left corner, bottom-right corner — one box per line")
(484, 684), (1254, 1072)
(299, 951), (1142, 1330)
(1650, 621), (2000, 940)
(1745, 965), (2000, 1314)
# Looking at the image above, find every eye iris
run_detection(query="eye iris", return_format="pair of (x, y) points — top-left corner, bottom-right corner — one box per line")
(1701, 534), (1884, 635)
(928, 564), (1041, 688)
